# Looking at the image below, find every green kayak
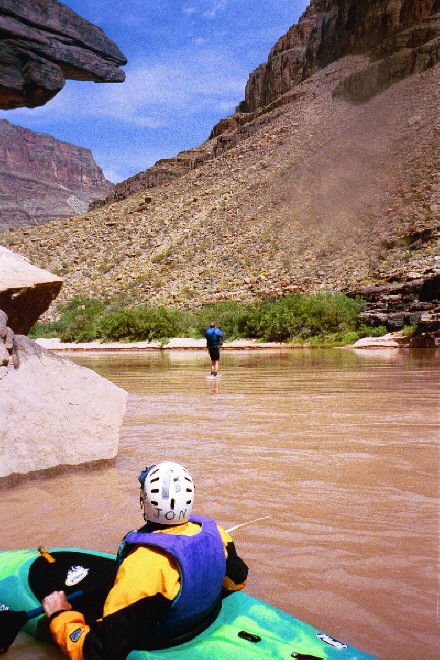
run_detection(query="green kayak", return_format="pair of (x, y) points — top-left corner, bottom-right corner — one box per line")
(0, 548), (377, 659)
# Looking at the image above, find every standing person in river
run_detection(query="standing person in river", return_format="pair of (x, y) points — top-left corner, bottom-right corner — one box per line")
(41, 461), (248, 660)
(204, 322), (224, 377)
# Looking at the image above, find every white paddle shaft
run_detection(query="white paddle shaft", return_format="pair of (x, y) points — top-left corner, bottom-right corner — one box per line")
(226, 515), (271, 533)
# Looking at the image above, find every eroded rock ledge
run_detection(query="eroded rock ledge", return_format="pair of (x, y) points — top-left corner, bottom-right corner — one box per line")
(0, 0), (127, 109)
(352, 273), (440, 347)
(0, 246), (62, 334)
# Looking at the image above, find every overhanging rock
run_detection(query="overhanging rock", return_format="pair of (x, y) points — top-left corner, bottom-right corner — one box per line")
(0, 0), (127, 109)
(0, 246), (63, 334)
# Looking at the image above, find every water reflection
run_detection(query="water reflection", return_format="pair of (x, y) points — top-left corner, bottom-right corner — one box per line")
(1, 348), (438, 659)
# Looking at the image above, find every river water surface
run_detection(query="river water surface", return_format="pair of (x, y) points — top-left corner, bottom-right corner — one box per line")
(1, 348), (438, 659)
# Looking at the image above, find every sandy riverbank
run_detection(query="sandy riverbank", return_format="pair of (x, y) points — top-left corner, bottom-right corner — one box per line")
(34, 337), (294, 351)
(34, 334), (404, 351)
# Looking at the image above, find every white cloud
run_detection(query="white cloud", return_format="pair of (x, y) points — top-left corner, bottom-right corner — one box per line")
(216, 100), (238, 113)
(203, 0), (228, 19)
(101, 166), (123, 184)
(95, 142), (181, 183)
(38, 47), (247, 129)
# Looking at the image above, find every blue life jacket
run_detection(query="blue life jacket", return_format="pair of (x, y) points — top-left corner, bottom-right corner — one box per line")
(205, 327), (223, 346)
(116, 514), (226, 642)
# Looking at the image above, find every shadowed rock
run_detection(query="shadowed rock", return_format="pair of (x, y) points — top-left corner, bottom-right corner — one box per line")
(0, 0), (127, 109)
(0, 246), (62, 333)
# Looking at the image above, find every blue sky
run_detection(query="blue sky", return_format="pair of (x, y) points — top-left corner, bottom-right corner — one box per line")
(0, 1), (309, 182)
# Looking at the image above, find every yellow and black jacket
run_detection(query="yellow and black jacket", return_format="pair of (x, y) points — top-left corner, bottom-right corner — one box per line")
(49, 519), (248, 660)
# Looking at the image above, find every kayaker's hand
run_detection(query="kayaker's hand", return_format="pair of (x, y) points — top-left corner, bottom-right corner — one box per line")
(42, 590), (72, 617)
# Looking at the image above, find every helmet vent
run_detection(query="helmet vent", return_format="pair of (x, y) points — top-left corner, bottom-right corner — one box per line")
(170, 498), (175, 510)
(150, 477), (160, 483)
(150, 488), (159, 493)
(150, 500), (158, 505)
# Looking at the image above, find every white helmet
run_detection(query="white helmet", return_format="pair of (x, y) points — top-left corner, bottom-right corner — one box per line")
(140, 462), (194, 525)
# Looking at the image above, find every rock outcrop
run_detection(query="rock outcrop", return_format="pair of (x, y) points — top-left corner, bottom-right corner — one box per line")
(0, 118), (114, 229)
(352, 273), (440, 346)
(0, 0), (126, 110)
(243, 0), (439, 111)
(0, 246), (62, 333)
(0, 331), (127, 483)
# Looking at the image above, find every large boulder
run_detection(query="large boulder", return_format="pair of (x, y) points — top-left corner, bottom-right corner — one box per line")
(0, 0), (126, 109)
(0, 246), (62, 334)
(0, 333), (127, 482)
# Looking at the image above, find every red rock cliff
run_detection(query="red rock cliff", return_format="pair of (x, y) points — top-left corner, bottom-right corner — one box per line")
(0, 118), (114, 229)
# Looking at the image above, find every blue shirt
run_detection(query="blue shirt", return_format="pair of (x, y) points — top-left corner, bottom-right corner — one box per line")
(205, 327), (224, 347)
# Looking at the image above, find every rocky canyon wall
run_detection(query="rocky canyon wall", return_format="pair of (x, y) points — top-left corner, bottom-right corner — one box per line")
(94, 0), (439, 208)
(243, 0), (439, 111)
(0, 118), (114, 229)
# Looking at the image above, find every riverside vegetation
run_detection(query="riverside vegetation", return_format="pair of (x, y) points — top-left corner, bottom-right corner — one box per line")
(29, 293), (389, 347)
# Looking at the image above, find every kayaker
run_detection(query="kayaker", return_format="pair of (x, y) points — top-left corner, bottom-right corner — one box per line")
(204, 322), (224, 377)
(42, 461), (248, 660)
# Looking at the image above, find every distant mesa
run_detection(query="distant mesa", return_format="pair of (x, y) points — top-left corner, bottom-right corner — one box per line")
(0, 0), (127, 110)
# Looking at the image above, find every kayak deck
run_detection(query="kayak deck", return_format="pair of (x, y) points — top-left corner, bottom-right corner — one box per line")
(0, 548), (377, 659)
(129, 590), (374, 659)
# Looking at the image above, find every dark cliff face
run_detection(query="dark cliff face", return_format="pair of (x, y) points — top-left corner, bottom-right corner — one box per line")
(0, 0), (127, 109)
(243, 0), (438, 112)
(0, 118), (114, 229)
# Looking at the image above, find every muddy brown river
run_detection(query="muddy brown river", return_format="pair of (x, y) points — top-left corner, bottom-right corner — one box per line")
(1, 348), (438, 659)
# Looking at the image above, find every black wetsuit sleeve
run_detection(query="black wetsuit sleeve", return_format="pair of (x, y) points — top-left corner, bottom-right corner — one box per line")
(82, 594), (172, 660)
(225, 541), (248, 585)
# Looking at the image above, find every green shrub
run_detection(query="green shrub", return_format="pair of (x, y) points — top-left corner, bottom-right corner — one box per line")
(195, 301), (251, 339)
(306, 331), (361, 347)
(29, 296), (106, 342)
(239, 293), (365, 342)
(28, 320), (64, 339)
(401, 324), (417, 338)
(98, 305), (193, 342)
(28, 292), (381, 345)
(59, 297), (106, 342)
(356, 324), (387, 338)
